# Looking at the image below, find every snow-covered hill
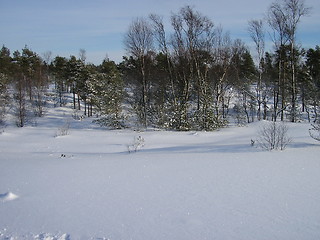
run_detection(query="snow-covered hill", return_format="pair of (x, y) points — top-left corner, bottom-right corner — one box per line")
(0, 103), (319, 240)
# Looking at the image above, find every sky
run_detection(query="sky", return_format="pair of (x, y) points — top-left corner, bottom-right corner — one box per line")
(0, 0), (319, 65)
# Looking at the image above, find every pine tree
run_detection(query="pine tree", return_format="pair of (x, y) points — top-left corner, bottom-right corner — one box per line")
(0, 46), (11, 125)
(305, 46), (320, 122)
(91, 59), (124, 129)
(51, 56), (68, 107)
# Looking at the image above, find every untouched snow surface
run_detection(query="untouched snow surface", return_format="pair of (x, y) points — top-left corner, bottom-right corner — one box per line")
(0, 105), (320, 239)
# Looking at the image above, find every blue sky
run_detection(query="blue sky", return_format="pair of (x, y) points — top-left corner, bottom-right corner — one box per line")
(1, 0), (319, 64)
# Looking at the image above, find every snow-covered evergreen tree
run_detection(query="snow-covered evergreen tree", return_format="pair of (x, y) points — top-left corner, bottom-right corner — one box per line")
(90, 59), (124, 129)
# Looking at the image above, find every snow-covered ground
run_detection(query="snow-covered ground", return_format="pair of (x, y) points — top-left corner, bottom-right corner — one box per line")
(0, 103), (320, 240)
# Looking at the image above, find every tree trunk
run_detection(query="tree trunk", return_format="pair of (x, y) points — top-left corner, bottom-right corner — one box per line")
(290, 42), (296, 122)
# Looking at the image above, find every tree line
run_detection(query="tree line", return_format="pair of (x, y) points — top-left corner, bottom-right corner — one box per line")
(0, 0), (319, 130)
(0, 47), (123, 128)
(122, 1), (319, 129)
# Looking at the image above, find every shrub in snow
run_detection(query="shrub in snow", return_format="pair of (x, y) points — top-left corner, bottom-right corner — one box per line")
(257, 121), (291, 151)
(55, 121), (70, 137)
(72, 110), (84, 121)
(13, 91), (27, 127)
(309, 122), (320, 141)
(93, 114), (127, 130)
(127, 136), (145, 153)
(233, 104), (247, 126)
(190, 109), (228, 131)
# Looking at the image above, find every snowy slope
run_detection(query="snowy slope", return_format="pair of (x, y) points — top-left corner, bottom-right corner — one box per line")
(0, 104), (320, 240)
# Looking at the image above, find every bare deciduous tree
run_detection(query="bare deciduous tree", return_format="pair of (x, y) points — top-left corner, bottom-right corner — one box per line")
(283, 0), (310, 122)
(248, 19), (265, 120)
(124, 17), (154, 127)
(42, 51), (52, 65)
(268, 1), (289, 121)
(149, 13), (177, 107)
(268, 0), (310, 122)
(79, 49), (86, 63)
(258, 121), (291, 150)
(309, 123), (320, 142)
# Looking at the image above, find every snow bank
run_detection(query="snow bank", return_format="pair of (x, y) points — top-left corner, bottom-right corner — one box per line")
(0, 192), (19, 202)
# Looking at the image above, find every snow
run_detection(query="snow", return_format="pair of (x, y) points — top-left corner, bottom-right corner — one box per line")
(0, 192), (19, 202)
(0, 103), (320, 239)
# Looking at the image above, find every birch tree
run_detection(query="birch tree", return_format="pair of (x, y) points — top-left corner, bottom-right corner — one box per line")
(283, 0), (310, 122)
(268, 0), (310, 121)
(124, 17), (154, 127)
(248, 19), (265, 120)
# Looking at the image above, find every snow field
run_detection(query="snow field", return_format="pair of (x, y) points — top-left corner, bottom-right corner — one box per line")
(0, 105), (320, 239)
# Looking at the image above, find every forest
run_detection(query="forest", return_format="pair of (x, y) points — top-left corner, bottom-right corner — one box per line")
(0, 1), (319, 131)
